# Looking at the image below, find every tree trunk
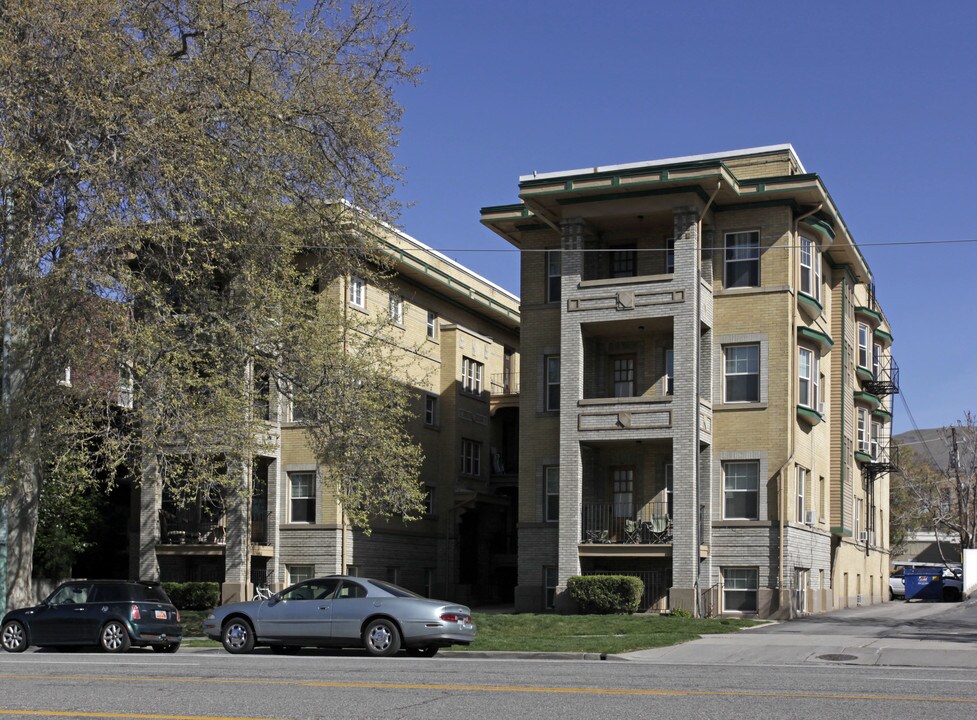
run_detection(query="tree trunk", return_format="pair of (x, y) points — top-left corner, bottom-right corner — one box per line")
(4, 462), (40, 608)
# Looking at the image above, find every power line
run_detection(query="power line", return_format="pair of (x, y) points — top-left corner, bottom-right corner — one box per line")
(899, 389), (947, 474)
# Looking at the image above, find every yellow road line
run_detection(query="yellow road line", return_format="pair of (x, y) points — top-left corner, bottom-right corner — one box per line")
(0, 674), (975, 705)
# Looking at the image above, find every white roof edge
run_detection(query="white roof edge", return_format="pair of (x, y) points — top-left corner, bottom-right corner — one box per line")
(377, 217), (521, 305)
(519, 144), (805, 183)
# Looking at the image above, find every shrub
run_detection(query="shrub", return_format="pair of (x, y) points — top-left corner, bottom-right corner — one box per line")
(566, 575), (643, 614)
(669, 607), (693, 618)
(161, 581), (221, 610)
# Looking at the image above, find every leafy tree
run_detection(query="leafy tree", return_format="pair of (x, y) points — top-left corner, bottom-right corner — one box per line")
(1, 0), (421, 609)
(892, 414), (977, 556)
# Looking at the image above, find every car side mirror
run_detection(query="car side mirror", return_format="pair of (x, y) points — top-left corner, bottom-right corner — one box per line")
(267, 593), (281, 605)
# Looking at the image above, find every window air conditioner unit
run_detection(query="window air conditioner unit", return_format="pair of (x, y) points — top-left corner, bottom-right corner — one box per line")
(858, 531), (868, 542)
(818, 402), (826, 415)
(804, 511), (816, 525)
(856, 594), (863, 606)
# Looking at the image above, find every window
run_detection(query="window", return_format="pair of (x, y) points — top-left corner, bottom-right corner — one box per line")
(426, 311), (438, 339)
(723, 567), (758, 613)
(286, 564), (315, 585)
(386, 567), (400, 585)
(461, 439), (481, 476)
(795, 569), (809, 613)
(855, 497), (863, 540)
(546, 250), (561, 303)
(288, 472), (315, 523)
(665, 238), (675, 274)
(544, 566), (558, 610)
(609, 245), (636, 278)
(388, 294), (404, 324)
(423, 485), (435, 515)
(796, 466), (808, 523)
(545, 355), (560, 411)
(819, 476), (825, 519)
(336, 580), (367, 599)
(462, 357), (483, 394)
(857, 323), (870, 369)
(346, 565), (359, 577)
(857, 408), (869, 453)
(724, 344), (760, 403)
(871, 420), (881, 460)
(725, 231), (760, 288)
(349, 276), (366, 308)
(611, 467), (634, 519)
(798, 347), (819, 409)
(544, 466), (559, 522)
(873, 342), (882, 380)
(723, 461), (759, 520)
(611, 355), (635, 398)
(799, 236), (821, 301)
(424, 394), (439, 426)
(664, 348), (674, 396)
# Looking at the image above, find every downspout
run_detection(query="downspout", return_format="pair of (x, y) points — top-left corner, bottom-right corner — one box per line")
(780, 204), (822, 614)
(693, 181), (720, 617)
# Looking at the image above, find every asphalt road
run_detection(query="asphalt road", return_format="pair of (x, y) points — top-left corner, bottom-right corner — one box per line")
(3, 600), (977, 720)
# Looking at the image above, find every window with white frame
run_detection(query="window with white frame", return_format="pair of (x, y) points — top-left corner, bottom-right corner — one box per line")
(544, 566), (558, 610)
(723, 461), (759, 520)
(424, 394), (438, 426)
(664, 348), (674, 396)
(871, 420), (881, 460)
(546, 250), (561, 303)
(873, 342), (882, 380)
(349, 276), (366, 308)
(799, 236), (821, 301)
(722, 567), (758, 613)
(724, 344), (760, 403)
(388, 294), (404, 324)
(855, 497), (863, 540)
(611, 355), (635, 398)
(462, 357), (483, 394)
(288, 472), (315, 523)
(461, 439), (481, 476)
(857, 323), (870, 369)
(798, 347), (819, 409)
(426, 310), (438, 339)
(795, 569), (809, 613)
(665, 238), (675, 274)
(857, 407), (869, 453)
(725, 231), (760, 288)
(545, 355), (560, 411)
(796, 466), (808, 523)
(544, 466), (559, 522)
(287, 564), (315, 585)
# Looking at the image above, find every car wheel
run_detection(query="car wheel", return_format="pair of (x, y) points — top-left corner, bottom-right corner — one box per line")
(152, 642), (181, 653)
(406, 646), (439, 657)
(1, 620), (28, 653)
(222, 618), (255, 654)
(362, 618), (401, 657)
(100, 621), (131, 654)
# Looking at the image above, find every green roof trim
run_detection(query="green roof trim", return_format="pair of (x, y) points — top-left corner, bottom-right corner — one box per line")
(856, 367), (874, 383)
(854, 450), (873, 464)
(797, 326), (833, 350)
(480, 203), (529, 216)
(873, 408), (893, 420)
(832, 526), (853, 538)
(854, 390), (881, 409)
(855, 305), (882, 324)
(874, 328), (894, 344)
(800, 216), (836, 241)
(796, 405), (823, 426)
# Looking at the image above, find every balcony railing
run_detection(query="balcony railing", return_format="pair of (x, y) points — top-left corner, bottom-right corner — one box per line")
(490, 372), (519, 396)
(581, 502), (672, 545)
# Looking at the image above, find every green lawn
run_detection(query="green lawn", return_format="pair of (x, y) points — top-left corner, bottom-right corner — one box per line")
(458, 613), (763, 654)
(178, 610), (763, 654)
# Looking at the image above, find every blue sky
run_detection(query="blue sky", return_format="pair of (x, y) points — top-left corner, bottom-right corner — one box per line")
(388, 0), (977, 433)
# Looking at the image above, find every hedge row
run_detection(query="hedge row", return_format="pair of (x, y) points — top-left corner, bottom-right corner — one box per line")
(566, 575), (643, 614)
(161, 581), (221, 610)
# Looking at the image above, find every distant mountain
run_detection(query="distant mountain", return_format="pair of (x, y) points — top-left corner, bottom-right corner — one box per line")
(894, 428), (950, 473)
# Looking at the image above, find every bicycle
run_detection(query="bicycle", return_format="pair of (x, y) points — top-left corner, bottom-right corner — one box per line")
(252, 585), (273, 602)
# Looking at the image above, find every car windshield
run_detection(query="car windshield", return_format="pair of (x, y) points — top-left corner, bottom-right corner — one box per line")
(132, 584), (170, 603)
(366, 579), (422, 598)
(46, 583), (92, 605)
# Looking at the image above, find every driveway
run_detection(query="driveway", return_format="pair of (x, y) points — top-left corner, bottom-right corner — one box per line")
(621, 598), (977, 669)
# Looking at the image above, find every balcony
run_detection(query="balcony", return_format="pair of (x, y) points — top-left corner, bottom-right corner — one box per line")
(490, 372), (519, 396)
(581, 502), (672, 546)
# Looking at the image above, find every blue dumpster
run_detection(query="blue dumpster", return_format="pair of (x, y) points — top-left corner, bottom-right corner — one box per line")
(904, 566), (943, 601)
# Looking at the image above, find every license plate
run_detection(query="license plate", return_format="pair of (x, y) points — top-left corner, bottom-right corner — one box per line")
(155, 610), (168, 620)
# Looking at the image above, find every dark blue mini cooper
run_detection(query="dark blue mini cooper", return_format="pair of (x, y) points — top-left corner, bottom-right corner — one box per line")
(1, 580), (182, 653)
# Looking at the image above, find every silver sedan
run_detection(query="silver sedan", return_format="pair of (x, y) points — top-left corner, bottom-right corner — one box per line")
(202, 576), (475, 657)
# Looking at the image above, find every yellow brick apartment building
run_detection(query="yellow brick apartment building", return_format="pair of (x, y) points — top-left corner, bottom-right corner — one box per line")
(481, 145), (898, 617)
(138, 220), (521, 606)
